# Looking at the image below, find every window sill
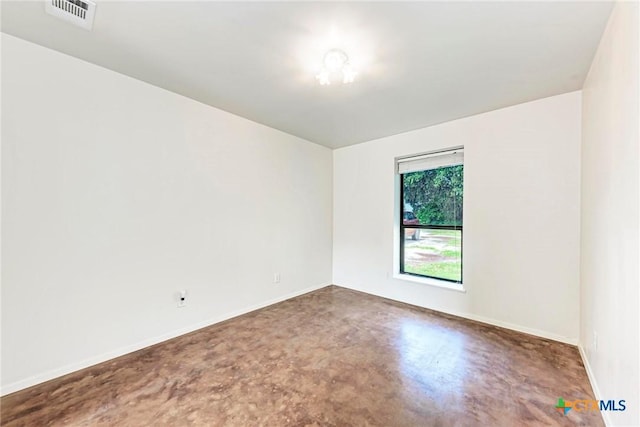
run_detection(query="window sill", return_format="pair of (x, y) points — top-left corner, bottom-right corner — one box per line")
(393, 273), (466, 293)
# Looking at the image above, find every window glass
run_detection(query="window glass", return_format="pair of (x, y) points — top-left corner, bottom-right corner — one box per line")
(400, 163), (463, 283)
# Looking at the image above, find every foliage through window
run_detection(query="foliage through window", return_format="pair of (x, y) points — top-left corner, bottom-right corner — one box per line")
(399, 150), (463, 283)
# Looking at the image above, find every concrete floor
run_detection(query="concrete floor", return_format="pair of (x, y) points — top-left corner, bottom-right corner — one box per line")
(1, 286), (602, 426)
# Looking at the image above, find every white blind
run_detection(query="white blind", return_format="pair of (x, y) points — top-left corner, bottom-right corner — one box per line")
(397, 149), (464, 174)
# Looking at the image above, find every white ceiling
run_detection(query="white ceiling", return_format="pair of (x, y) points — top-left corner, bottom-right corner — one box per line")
(1, 1), (613, 148)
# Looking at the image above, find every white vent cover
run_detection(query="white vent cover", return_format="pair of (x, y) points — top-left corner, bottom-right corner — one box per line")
(45, 0), (96, 30)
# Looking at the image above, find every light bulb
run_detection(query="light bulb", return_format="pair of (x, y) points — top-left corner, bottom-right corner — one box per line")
(342, 65), (357, 84)
(316, 70), (330, 85)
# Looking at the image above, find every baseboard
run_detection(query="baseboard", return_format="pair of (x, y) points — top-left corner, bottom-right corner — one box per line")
(1, 282), (331, 396)
(578, 344), (611, 427)
(458, 312), (578, 345)
(334, 283), (578, 345)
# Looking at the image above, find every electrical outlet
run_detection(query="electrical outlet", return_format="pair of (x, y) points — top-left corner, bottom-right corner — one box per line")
(177, 290), (187, 308)
(593, 331), (598, 351)
(273, 273), (281, 284)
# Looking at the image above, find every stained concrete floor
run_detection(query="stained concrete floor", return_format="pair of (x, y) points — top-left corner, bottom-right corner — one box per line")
(1, 286), (602, 426)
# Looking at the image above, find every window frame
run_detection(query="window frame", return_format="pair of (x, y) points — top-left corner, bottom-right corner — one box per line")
(398, 153), (464, 285)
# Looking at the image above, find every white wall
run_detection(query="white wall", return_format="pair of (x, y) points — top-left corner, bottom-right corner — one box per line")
(580, 2), (639, 426)
(1, 34), (333, 394)
(333, 91), (582, 343)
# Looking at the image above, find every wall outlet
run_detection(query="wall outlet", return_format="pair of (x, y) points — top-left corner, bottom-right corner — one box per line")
(177, 290), (187, 308)
(593, 331), (598, 351)
(273, 273), (281, 284)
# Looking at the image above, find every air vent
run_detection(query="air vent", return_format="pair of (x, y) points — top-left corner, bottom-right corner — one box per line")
(45, 0), (96, 30)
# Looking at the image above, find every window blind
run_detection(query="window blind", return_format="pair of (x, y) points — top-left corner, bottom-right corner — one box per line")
(397, 149), (464, 174)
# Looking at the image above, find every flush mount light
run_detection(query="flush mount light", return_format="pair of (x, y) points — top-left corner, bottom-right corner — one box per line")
(316, 49), (357, 85)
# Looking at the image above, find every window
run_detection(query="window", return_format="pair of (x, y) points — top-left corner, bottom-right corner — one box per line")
(398, 149), (463, 283)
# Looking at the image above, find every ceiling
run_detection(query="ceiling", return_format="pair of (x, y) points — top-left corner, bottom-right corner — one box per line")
(1, 1), (613, 149)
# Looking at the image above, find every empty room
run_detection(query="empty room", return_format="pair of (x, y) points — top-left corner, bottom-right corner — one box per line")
(1, 1), (638, 426)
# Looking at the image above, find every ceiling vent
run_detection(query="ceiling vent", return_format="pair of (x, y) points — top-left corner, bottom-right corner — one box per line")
(45, 0), (96, 30)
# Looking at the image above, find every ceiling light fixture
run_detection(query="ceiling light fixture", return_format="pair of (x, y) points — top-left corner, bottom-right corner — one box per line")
(316, 49), (357, 85)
